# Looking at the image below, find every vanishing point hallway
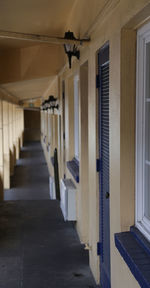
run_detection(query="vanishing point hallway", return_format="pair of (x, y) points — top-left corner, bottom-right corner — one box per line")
(0, 142), (97, 288)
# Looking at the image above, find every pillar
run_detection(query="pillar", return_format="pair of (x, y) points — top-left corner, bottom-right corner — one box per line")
(3, 101), (10, 189)
(0, 100), (4, 199)
(9, 103), (14, 176)
(12, 104), (16, 166)
(15, 106), (20, 160)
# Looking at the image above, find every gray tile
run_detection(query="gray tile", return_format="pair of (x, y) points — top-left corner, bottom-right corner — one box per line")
(0, 142), (98, 288)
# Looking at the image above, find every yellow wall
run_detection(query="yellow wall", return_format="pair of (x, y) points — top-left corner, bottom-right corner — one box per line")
(0, 98), (24, 195)
(41, 1), (150, 287)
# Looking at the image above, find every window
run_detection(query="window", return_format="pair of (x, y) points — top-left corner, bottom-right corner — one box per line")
(136, 22), (150, 241)
(74, 75), (79, 161)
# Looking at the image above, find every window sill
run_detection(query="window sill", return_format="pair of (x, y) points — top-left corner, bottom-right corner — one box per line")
(67, 158), (79, 183)
(115, 226), (150, 288)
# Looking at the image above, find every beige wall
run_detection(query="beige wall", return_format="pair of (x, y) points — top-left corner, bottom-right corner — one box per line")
(0, 101), (24, 193)
(3, 101), (10, 189)
(78, 62), (89, 243)
(40, 1), (150, 287)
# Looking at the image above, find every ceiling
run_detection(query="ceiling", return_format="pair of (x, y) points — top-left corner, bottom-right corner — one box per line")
(1, 77), (55, 101)
(0, 0), (108, 103)
(0, 0), (76, 49)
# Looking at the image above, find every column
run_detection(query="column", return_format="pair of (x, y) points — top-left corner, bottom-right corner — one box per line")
(12, 104), (16, 166)
(3, 101), (10, 189)
(9, 103), (14, 176)
(0, 100), (4, 199)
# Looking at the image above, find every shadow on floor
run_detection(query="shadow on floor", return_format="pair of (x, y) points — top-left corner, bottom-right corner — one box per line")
(1, 141), (99, 288)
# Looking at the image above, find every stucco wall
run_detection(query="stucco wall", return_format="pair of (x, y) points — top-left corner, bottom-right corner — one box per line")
(0, 99), (24, 194)
(41, 1), (150, 287)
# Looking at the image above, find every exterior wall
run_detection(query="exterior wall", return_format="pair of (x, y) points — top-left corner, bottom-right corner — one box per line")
(78, 62), (89, 243)
(40, 1), (150, 287)
(3, 101), (10, 189)
(41, 78), (61, 178)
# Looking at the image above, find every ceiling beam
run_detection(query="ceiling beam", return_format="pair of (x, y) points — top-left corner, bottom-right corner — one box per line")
(0, 30), (90, 46)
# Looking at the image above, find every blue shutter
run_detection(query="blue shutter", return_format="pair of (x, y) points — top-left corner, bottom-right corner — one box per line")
(98, 44), (111, 288)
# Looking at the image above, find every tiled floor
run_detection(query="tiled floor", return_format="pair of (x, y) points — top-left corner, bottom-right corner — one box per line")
(1, 141), (98, 288)
(5, 142), (50, 200)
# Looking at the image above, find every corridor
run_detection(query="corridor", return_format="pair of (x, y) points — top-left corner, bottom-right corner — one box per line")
(0, 142), (98, 288)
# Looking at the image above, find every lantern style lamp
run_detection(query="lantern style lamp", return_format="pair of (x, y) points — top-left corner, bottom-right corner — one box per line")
(45, 99), (50, 110)
(48, 95), (59, 113)
(41, 96), (59, 112)
(64, 31), (80, 69)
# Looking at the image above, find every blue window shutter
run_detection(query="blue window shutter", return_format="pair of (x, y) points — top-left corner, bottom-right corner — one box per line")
(98, 44), (111, 288)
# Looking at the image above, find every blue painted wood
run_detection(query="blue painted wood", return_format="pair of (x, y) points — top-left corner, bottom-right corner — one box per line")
(96, 159), (101, 172)
(97, 242), (103, 256)
(130, 226), (150, 258)
(67, 158), (79, 183)
(98, 43), (111, 288)
(96, 74), (100, 88)
(115, 231), (150, 288)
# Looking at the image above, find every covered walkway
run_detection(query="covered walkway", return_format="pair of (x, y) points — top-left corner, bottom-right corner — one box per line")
(0, 142), (97, 288)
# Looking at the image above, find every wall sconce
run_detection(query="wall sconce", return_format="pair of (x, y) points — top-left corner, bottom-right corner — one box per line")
(49, 95), (59, 113)
(41, 96), (59, 113)
(41, 100), (48, 111)
(64, 31), (80, 69)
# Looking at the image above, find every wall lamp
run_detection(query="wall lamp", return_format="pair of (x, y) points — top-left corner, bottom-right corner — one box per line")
(41, 95), (59, 113)
(41, 99), (49, 111)
(49, 95), (59, 113)
(64, 31), (80, 69)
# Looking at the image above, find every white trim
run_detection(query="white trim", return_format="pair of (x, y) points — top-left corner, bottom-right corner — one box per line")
(136, 21), (150, 241)
(74, 75), (79, 161)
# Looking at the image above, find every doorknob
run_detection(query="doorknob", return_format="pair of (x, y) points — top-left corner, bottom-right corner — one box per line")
(105, 192), (110, 199)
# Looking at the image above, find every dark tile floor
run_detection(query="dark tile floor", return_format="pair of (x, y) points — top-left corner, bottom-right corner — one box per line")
(5, 142), (50, 200)
(1, 141), (98, 288)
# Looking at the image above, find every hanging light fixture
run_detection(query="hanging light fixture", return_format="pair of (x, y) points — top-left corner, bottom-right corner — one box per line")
(64, 31), (80, 69)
